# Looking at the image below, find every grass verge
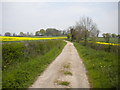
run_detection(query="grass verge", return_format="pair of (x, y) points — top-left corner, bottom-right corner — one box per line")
(3, 40), (66, 88)
(74, 42), (118, 88)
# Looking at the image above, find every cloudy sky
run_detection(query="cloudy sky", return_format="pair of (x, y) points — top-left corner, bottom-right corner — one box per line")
(0, 1), (118, 36)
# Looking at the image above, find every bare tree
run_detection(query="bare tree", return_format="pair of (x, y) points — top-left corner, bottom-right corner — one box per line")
(73, 17), (99, 45)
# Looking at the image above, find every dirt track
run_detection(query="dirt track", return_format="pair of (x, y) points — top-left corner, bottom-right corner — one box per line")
(29, 41), (90, 88)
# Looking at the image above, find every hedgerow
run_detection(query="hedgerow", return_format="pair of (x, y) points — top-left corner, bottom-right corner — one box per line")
(2, 40), (66, 88)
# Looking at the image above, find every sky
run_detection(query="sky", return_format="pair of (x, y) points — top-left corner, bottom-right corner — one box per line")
(0, 1), (118, 36)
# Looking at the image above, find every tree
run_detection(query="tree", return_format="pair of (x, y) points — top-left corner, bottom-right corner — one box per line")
(46, 28), (61, 36)
(117, 34), (120, 38)
(40, 29), (46, 36)
(35, 31), (40, 36)
(19, 32), (25, 36)
(13, 33), (17, 36)
(5, 32), (11, 36)
(46, 28), (53, 36)
(102, 33), (111, 43)
(72, 17), (99, 45)
(111, 33), (117, 38)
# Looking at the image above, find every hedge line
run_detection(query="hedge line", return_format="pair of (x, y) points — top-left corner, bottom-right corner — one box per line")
(79, 41), (119, 54)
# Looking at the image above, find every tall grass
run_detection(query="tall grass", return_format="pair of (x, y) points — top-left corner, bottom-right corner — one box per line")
(74, 42), (118, 88)
(2, 40), (66, 88)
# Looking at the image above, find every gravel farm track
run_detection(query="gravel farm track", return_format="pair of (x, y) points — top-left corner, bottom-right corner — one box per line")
(29, 41), (90, 88)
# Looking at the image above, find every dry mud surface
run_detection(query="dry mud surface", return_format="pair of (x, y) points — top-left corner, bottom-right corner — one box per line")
(30, 41), (90, 88)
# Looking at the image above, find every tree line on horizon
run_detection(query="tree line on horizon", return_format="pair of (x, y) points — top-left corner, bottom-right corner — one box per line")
(2, 28), (68, 37)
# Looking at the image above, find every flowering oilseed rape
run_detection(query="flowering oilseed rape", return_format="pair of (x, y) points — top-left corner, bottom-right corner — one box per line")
(1, 36), (120, 46)
(0, 36), (67, 41)
(96, 42), (120, 46)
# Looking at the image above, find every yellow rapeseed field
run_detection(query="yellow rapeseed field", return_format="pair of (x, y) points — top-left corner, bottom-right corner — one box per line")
(0, 36), (67, 41)
(96, 42), (120, 46)
(1, 36), (119, 46)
